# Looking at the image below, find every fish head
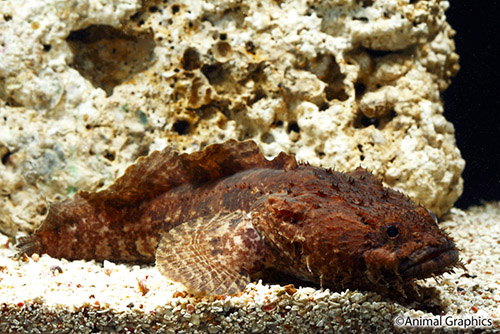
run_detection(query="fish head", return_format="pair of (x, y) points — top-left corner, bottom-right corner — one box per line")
(252, 166), (459, 294)
(361, 204), (459, 288)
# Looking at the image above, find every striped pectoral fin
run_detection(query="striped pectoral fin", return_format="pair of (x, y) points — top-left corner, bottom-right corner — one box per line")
(156, 210), (271, 296)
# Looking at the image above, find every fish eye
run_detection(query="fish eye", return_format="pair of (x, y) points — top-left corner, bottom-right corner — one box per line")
(386, 225), (400, 239)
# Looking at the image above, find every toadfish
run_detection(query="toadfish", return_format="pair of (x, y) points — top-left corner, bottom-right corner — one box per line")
(17, 140), (459, 296)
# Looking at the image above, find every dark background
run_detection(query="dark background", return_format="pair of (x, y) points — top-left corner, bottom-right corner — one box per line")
(442, 3), (500, 209)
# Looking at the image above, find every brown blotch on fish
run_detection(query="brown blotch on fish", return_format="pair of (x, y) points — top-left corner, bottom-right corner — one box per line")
(17, 140), (460, 297)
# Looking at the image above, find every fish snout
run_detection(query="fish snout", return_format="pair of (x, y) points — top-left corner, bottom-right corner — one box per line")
(398, 237), (458, 279)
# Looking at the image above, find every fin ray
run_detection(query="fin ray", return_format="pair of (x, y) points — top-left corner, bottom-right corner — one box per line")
(155, 210), (271, 296)
(87, 139), (297, 206)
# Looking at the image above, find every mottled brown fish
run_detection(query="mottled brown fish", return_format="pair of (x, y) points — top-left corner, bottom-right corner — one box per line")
(17, 140), (459, 296)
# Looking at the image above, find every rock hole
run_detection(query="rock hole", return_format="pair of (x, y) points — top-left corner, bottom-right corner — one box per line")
(1, 147), (11, 165)
(181, 47), (201, 70)
(173, 119), (190, 135)
(325, 86), (349, 101)
(287, 122), (300, 133)
(312, 54), (348, 102)
(130, 11), (143, 21)
(247, 62), (267, 83)
(319, 102), (330, 111)
(353, 109), (397, 129)
(358, 145), (365, 161)
(261, 133), (275, 144)
(364, 48), (397, 58)
(172, 4), (180, 14)
(201, 63), (227, 85)
(214, 41), (232, 59)
(43, 44), (51, 52)
(66, 25), (155, 96)
(245, 41), (255, 54)
(353, 17), (369, 23)
(104, 151), (115, 161)
(356, 0), (375, 7)
(355, 82), (366, 98)
(357, 114), (379, 128)
(248, 88), (266, 106)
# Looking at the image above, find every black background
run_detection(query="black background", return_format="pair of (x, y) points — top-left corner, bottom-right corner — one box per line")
(442, 3), (500, 209)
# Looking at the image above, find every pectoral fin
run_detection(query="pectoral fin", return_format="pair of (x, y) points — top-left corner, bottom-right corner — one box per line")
(156, 210), (272, 296)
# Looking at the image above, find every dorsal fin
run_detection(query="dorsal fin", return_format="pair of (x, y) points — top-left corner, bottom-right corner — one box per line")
(81, 139), (297, 206)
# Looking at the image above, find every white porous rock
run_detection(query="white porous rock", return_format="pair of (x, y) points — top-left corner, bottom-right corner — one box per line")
(0, 0), (462, 234)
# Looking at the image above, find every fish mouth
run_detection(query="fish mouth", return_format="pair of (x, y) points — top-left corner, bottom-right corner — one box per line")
(398, 238), (459, 279)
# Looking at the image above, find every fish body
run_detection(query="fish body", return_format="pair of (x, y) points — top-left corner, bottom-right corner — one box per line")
(18, 140), (459, 296)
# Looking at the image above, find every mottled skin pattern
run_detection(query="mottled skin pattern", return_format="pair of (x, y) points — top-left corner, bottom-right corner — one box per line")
(18, 140), (459, 296)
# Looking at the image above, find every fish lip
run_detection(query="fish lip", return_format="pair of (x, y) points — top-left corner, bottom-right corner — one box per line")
(398, 238), (459, 279)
